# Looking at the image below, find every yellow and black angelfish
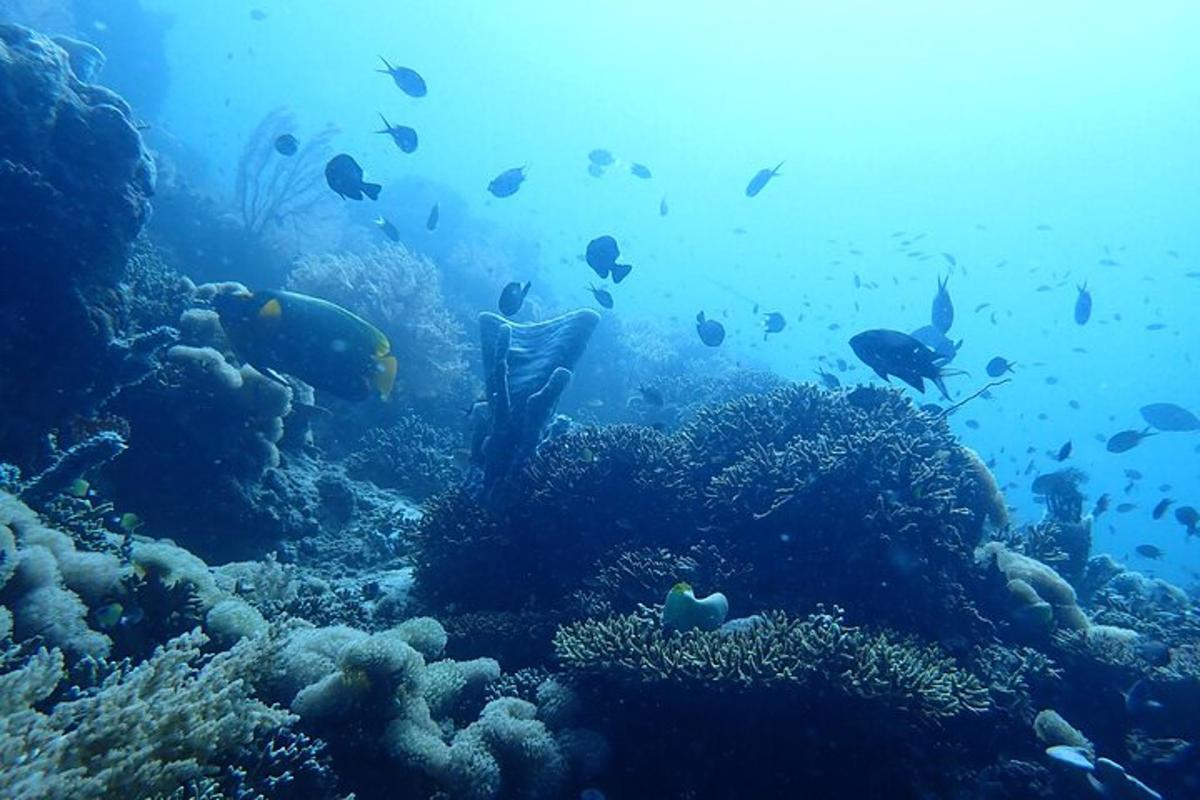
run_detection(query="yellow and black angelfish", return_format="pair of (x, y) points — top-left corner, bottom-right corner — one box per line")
(214, 289), (398, 401)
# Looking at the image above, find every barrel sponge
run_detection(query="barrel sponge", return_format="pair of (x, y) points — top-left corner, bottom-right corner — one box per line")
(445, 697), (568, 800)
(8, 546), (110, 658)
(424, 657), (501, 719)
(205, 598), (268, 646)
(392, 616), (448, 660)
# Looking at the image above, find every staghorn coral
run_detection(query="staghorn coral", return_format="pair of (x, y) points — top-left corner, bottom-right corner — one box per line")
(287, 244), (470, 402)
(554, 607), (991, 723)
(0, 629), (295, 800)
(418, 384), (1000, 640)
(345, 413), (461, 500)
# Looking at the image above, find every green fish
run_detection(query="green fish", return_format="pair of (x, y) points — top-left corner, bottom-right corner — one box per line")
(213, 289), (398, 401)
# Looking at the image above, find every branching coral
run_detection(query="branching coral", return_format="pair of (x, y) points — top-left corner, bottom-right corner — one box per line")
(287, 244), (470, 402)
(0, 630), (294, 800)
(554, 607), (991, 722)
(345, 414), (461, 500)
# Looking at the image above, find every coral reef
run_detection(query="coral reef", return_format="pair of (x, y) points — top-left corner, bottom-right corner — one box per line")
(419, 384), (999, 640)
(0, 24), (155, 466)
(344, 413), (461, 500)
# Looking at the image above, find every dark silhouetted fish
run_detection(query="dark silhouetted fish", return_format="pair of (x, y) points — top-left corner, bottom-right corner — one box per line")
(762, 312), (785, 339)
(1152, 498), (1173, 520)
(374, 217), (399, 242)
(488, 166), (527, 198)
(745, 161), (783, 197)
(931, 275), (954, 333)
(1054, 440), (1072, 461)
(1074, 282), (1092, 325)
(586, 235), (631, 282)
(1140, 402), (1200, 432)
(911, 325), (961, 364)
(377, 57), (427, 97)
(1135, 638), (1171, 667)
(849, 329), (956, 399)
(375, 113), (417, 153)
(325, 154), (381, 200)
(587, 284), (613, 309)
(498, 281), (531, 316)
(942, 252), (957, 267)
(696, 312), (725, 346)
(426, 203), (440, 231)
(815, 368), (841, 389)
(1135, 544), (1163, 560)
(274, 133), (298, 156)
(587, 163), (605, 178)
(986, 356), (1015, 377)
(213, 289), (397, 401)
(629, 162), (652, 179)
(1092, 493), (1110, 516)
(659, 196), (668, 216)
(588, 149), (614, 167)
(1106, 428), (1155, 453)
(1175, 505), (1198, 536)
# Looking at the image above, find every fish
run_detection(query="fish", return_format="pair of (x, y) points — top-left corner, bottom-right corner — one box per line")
(93, 602), (124, 629)
(587, 284), (613, 309)
(931, 275), (954, 333)
(1175, 506), (1198, 536)
(250, 8), (268, 21)
(986, 356), (1015, 378)
(426, 203), (440, 231)
(273, 133), (298, 156)
(815, 368), (841, 390)
(1135, 544), (1163, 560)
(629, 162), (652, 179)
(849, 329), (958, 400)
(762, 312), (786, 338)
(375, 113), (418, 153)
(942, 252), (957, 267)
(498, 281), (531, 317)
(695, 312), (725, 346)
(659, 196), (668, 216)
(374, 217), (400, 242)
(1074, 282), (1092, 325)
(587, 163), (605, 178)
(1106, 428), (1155, 453)
(377, 57), (427, 97)
(637, 385), (664, 407)
(745, 161), (783, 197)
(910, 325), (961, 364)
(1134, 638), (1171, 668)
(325, 154), (382, 201)
(1139, 402), (1200, 432)
(584, 235), (630, 282)
(588, 149), (614, 167)
(1116, 502), (1136, 513)
(1092, 493), (1111, 516)
(1151, 498), (1173, 520)
(213, 288), (397, 401)
(488, 166), (527, 198)
(1054, 440), (1072, 461)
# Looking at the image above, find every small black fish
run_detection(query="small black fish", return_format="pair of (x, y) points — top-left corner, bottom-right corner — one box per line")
(1135, 638), (1171, 668)
(1074, 282), (1092, 325)
(942, 252), (957, 267)
(696, 312), (725, 346)
(849, 329), (957, 400)
(587, 163), (605, 178)
(745, 161), (783, 197)
(250, 8), (268, 21)
(377, 57), (427, 97)
(931, 275), (954, 333)
(274, 133), (298, 156)
(638, 385), (664, 407)
(587, 284), (613, 309)
(498, 281), (531, 316)
(1151, 498), (1174, 520)
(815, 368), (841, 390)
(659, 196), (668, 216)
(1175, 505), (1198, 536)
(629, 162), (652, 179)
(426, 203), (440, 231)
(488, 166), (527, 198)
(986, 356), (1015, 378)
(762, 312), (786, 338)
(1092, 493), (1111, 516)
(1135, 544), (1163, 559)
(1106, 428), (1155, 453)
(1117, 502), (1137, 513)
(1054, 440), (1072, 461)
(325, 154), (381, 201)
(374, 217), (399, 242)
(585, 235), (632, 282)
(375, 113), (417, 153)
